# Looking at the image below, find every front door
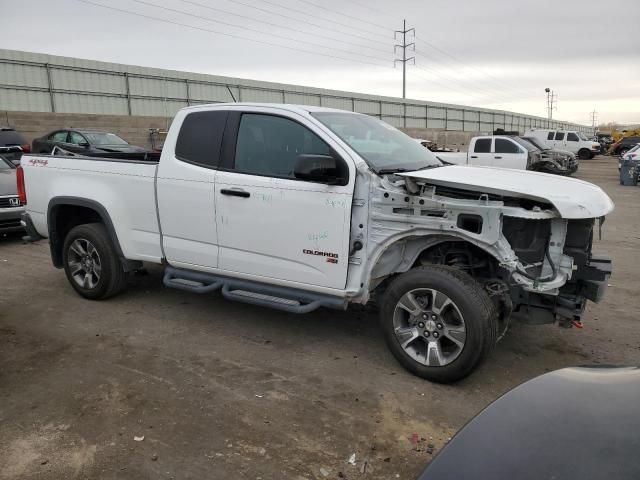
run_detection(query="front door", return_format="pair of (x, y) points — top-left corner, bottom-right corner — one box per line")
(215, 112), (353, 290)
(492, 137), (525, 169)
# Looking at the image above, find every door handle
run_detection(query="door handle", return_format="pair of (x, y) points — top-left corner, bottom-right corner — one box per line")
(220, 188), (250, 198)
(494, 156), (502, 159)
(470, 155), (478, 158)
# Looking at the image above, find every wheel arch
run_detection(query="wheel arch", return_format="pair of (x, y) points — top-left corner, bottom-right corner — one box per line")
(366, 232), (501, 292)
(47, 196), (133, 270)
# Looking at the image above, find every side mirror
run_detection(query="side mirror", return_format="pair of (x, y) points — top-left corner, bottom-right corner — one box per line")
(294, 154), (346, 185)
(79, 142), (90, 148)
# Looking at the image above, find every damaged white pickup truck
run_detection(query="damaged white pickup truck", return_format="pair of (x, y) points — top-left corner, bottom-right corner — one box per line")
(19, 104), (614, 383)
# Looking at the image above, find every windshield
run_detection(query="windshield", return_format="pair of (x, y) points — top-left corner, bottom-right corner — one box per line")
(311, 112), (441, 172)
(82, 132), (129, 146)
(0, 155), (14, 169)
(577, 132), (589, 141)
(512, 137), (538, 152)
(521, 136), (548, 150)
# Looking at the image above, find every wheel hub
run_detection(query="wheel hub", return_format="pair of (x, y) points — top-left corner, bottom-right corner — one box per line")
(393, 288), (467, 367)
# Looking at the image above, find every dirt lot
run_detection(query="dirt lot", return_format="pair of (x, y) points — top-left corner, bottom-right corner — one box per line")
(1, 155), (639, 480)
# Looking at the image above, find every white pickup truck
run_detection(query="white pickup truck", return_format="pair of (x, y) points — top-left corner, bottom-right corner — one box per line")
(437, 135), (577, 174)
(19, 104), (614, 383)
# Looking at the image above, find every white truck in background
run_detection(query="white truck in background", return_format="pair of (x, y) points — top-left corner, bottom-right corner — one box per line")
(436, 135), (577, 174)
(525, 129), (601, 160)
(18, 103), (613, 383)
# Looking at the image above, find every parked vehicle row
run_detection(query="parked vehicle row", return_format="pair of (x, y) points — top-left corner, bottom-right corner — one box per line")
(18, 103), (614, 383)
(435, 135), (577, 175)
(525, 128), (601, 160)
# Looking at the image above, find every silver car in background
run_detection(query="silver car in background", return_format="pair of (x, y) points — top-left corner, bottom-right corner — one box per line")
(0, 154), (24, 234)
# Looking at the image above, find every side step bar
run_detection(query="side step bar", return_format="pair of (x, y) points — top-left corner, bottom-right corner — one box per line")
(163, 266), (347, 314)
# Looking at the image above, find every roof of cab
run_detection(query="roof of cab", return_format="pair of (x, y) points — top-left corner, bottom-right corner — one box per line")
(180, 102), (362, 115)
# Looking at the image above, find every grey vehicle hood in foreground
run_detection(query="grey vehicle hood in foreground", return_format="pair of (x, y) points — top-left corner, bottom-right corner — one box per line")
(399, 165), (613, 218)
(417, 367), (640, 480)
(0, 168), (17, 196)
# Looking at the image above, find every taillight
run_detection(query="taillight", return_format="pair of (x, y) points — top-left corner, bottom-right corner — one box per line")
(16, 166), (27, 205)
(20, 143), (31, 153)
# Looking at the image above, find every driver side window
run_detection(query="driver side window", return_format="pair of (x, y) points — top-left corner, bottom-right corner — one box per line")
(233, 114), (331, 179)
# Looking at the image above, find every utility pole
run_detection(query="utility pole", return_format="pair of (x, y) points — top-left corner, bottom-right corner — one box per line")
(590, 108), (598, 134)
(545, 87), (557, 120)
(394, 20), (415, 99)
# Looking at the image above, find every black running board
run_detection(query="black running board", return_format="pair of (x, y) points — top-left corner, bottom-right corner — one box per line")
(163, 266), (346, 314)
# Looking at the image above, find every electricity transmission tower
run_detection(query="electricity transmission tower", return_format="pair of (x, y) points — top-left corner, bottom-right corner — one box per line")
(394, 20), (415, 99)
(545, 87), (557, 120)
(590, 108), (599, 134)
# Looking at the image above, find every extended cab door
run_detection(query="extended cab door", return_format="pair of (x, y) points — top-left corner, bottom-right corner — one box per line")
(492, 137), (527, 169)
(468, 137), (493, 165)
(214, 109), (354, 290)
(156, 108), (228, 270)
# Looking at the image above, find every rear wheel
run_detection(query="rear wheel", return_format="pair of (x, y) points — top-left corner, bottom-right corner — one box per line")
(62, 223), (127, 300)
(380, 266), (497, 383)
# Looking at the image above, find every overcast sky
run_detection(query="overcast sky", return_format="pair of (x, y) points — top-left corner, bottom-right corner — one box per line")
(1, 0), (639, 125)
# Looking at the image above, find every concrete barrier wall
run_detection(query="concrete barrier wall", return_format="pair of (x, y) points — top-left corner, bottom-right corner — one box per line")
(1, 110), (477, 151)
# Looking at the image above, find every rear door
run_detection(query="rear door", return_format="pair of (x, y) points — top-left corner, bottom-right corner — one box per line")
(156, 108), (228, 270)
(546, 131), (557, 149)
(468, 137), (493, 165)
(214, 108), (354, 290)
(48, 130), (70, 153)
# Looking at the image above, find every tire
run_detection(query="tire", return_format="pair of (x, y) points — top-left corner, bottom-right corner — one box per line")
(62, 223), (127, 300)
(380, 265), (497, 383)
(578, 149), (591, 160)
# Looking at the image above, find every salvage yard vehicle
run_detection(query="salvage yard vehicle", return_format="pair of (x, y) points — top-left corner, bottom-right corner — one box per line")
(525, 128), (601, 160)
(32, 129), (152, 157)
(0, 154), (24, 234)
(18, 104), (614, 383)
(436, 135), (576, 174)
(0, 127), (30, 165)
(520, 135), (578, 175)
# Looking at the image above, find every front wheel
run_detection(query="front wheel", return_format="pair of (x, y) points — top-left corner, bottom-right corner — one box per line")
(62, 223), (127, 300)
(578, 149), (592, 160)
(380, 266), (497, 383)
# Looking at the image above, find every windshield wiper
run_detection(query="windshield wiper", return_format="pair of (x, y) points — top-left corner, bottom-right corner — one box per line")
(377, 168), (407, 175)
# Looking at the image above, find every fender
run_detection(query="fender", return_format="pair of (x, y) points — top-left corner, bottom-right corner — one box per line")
(47, 196), (140, 271)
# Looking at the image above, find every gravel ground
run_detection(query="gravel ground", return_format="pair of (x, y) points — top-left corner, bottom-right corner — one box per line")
(1, 155), (638, 480)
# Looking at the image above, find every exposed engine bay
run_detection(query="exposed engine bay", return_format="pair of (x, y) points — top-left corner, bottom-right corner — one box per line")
(349, 165), (613, 330)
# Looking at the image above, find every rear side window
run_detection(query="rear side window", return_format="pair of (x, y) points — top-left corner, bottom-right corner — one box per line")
(567, 132), (579, 142)
(555, 132), (565, 141)
(50, 131), (68, 142)
(495, 138), (521, 154)
(547, 131), (555, 140)
(175, 110), (228, 167)
(473, 138), (491, 153)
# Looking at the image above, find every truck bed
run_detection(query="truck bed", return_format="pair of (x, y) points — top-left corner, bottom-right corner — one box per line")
(22, 154), (163, 264)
